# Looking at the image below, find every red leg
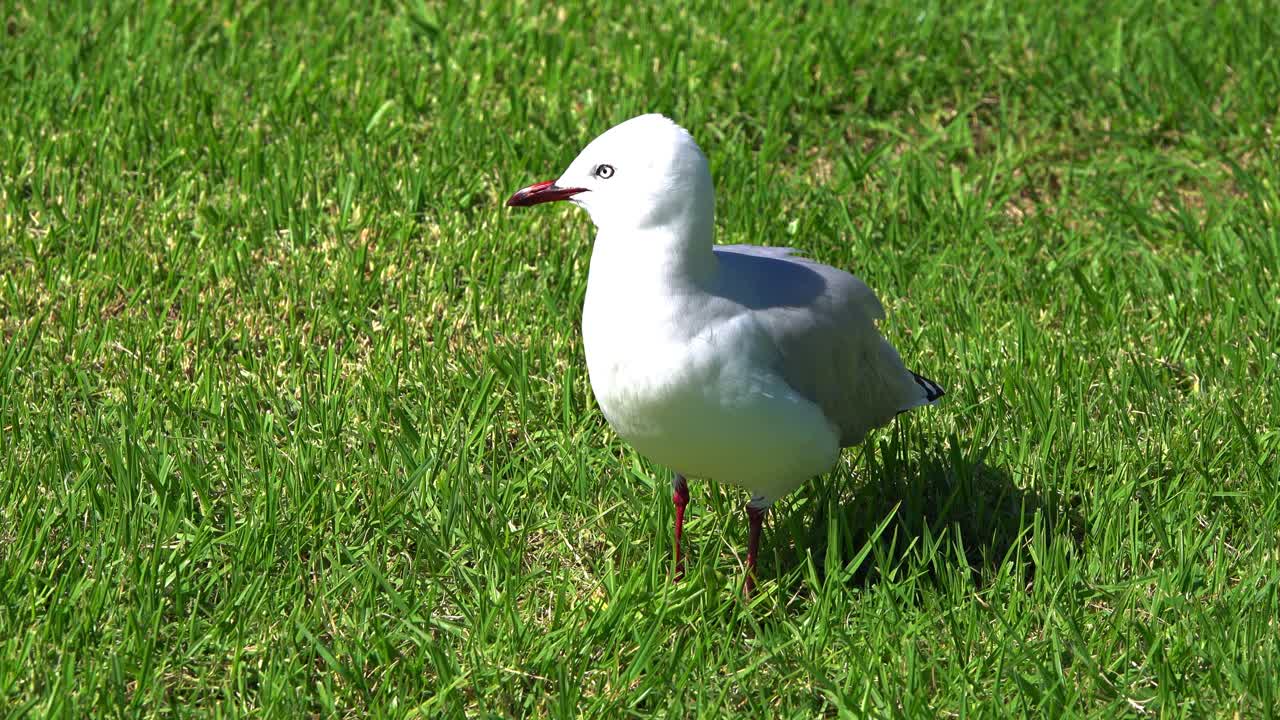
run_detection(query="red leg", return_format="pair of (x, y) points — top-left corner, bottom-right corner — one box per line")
(672, 474), (690, 581)
(745, 504), (767, 597)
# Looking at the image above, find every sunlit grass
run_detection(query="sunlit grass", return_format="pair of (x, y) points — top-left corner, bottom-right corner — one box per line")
(1, 1), (1278, 716)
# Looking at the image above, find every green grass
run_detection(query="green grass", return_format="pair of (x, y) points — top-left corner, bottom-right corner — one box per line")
(2, 0), (1279, 716)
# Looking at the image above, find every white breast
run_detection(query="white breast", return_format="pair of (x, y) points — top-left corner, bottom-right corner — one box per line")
(581, 254), (841, 504)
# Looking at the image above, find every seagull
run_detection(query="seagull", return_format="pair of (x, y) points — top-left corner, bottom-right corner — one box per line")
(507, 114), (944, 595)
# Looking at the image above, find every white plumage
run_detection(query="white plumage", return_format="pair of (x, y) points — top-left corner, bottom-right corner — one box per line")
(507, 114), (943, 593)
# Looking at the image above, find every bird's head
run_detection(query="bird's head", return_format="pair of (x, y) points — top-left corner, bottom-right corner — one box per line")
(507, 114), (714, 234)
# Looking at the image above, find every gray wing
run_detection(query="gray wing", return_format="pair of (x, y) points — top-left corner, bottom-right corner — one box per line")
(713, 244), (942, 447)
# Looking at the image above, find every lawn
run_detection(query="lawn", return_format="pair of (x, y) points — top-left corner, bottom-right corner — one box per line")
(2, 0), (1278, 716)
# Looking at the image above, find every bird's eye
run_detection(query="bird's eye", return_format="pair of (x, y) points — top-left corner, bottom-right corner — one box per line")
(594, 164), (615, 179)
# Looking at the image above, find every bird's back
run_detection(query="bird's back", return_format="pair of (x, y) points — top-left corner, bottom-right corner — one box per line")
(712, 245), (937, 447)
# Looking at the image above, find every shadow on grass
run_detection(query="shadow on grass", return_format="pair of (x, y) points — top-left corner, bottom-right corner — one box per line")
(769, 430), (1084, 591)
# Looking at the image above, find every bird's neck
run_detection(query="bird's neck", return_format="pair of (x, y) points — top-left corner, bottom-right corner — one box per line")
(590, 220), (718, 292)
(582, 222), (719, 377)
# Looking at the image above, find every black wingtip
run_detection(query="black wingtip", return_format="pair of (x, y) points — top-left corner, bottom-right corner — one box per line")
(911, 372), (946, 402)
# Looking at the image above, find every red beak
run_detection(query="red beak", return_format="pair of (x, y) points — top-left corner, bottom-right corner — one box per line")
(506, 179), (587, 207)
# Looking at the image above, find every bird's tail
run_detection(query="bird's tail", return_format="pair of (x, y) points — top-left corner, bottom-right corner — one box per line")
(910, 371), (946, 404)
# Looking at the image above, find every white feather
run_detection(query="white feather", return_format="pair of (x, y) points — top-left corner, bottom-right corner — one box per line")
(550, 114), (941, 506)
